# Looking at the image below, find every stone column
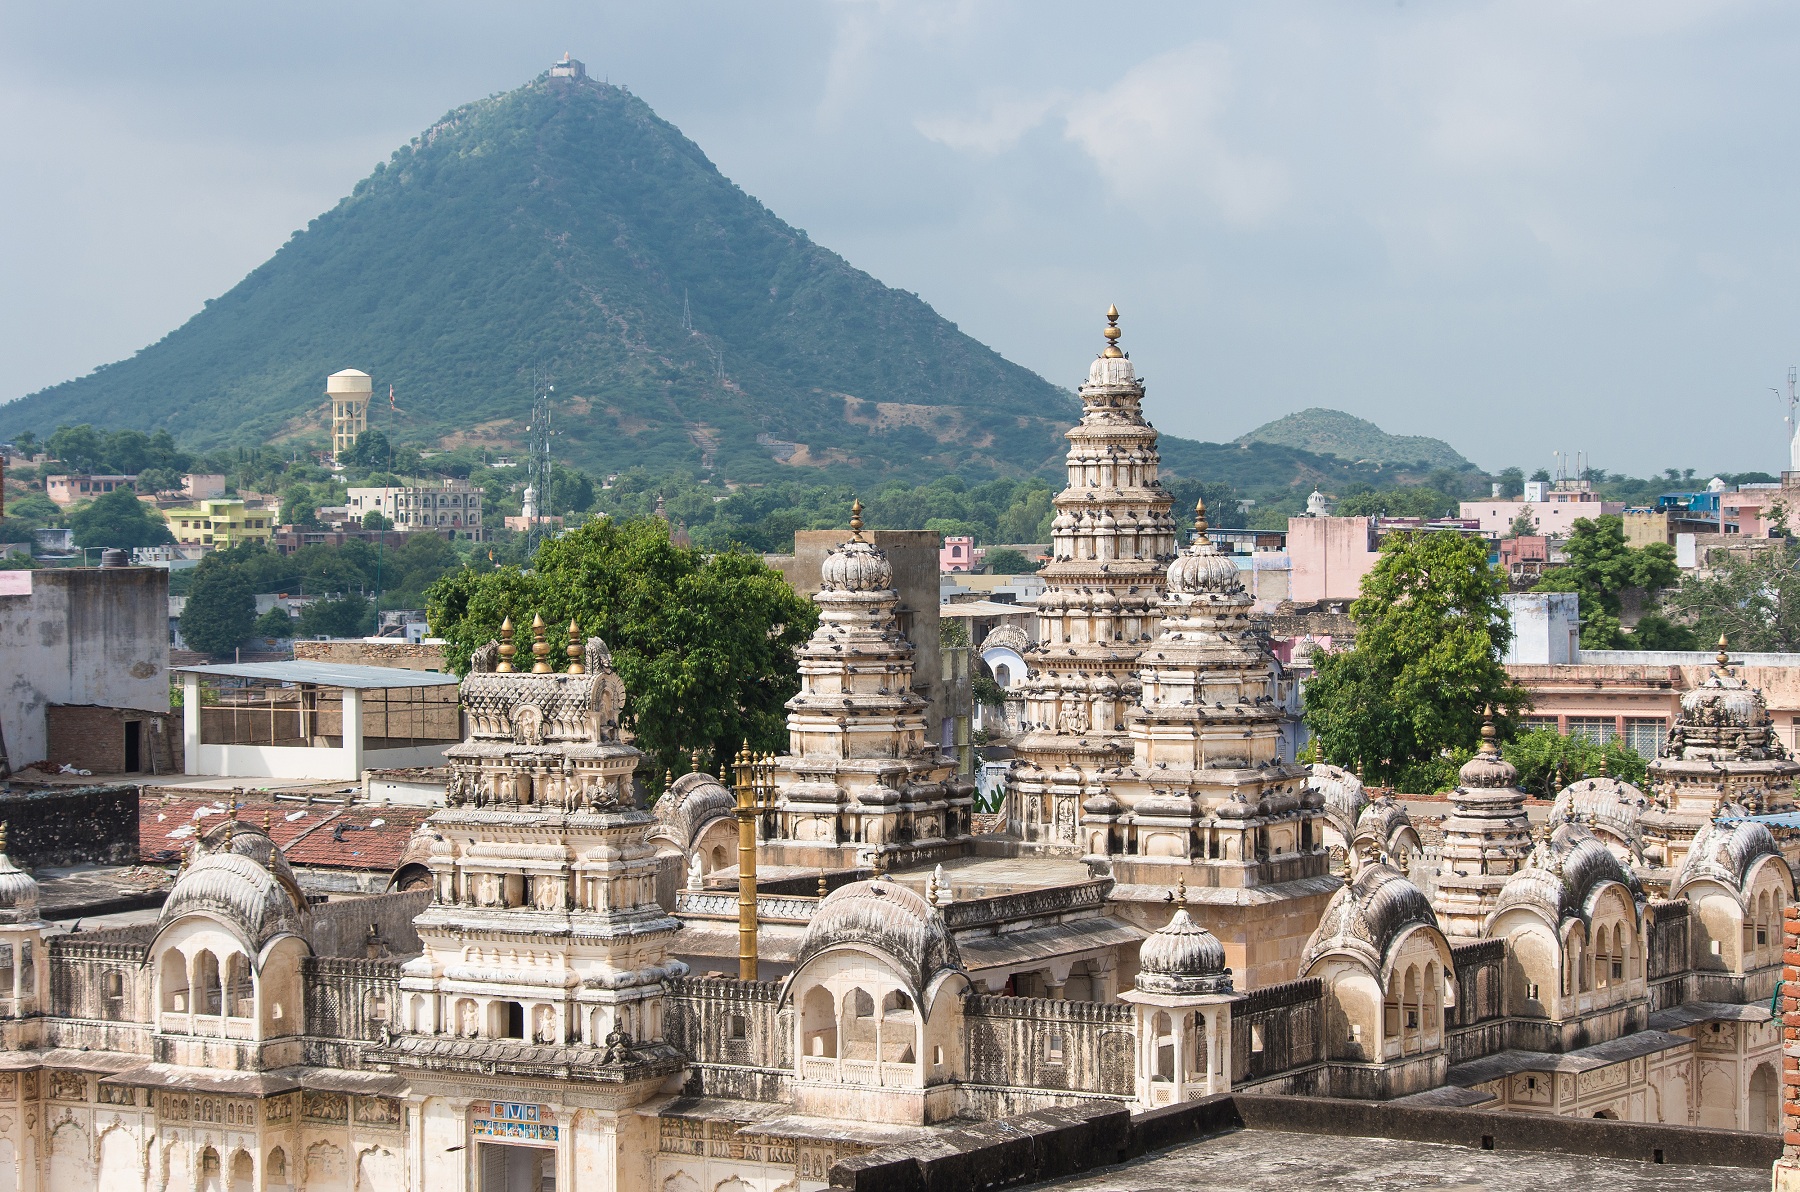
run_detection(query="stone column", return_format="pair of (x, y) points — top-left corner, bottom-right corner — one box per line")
(341, 688), (365, 780)
(182, 672), (202, 773)
(1775, 902), (1800, 1190)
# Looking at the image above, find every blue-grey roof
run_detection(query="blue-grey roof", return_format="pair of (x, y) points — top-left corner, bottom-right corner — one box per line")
(1720, 811), (1800, 829)
(173, 661), (459, 690)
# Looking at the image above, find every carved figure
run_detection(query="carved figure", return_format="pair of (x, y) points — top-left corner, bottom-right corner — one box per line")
(471, 640), (500, 673)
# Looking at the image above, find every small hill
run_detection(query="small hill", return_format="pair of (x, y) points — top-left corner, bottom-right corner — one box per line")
(1235, 408), (1472, 472)
(0, 65), (1080, 484)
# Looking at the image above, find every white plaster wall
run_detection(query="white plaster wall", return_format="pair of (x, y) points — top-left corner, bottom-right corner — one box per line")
(0, 568), (169, 770)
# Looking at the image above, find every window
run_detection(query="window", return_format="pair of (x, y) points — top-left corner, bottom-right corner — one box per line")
(1566, 717), (1616, 745)
(1250, 1023), (1264, 1053)
(1625, 718), (1664, 759)
(729, 1013), (746, 1040)
(1046, 1033), (1064, 1062)
(1521, 717), (1558, 734)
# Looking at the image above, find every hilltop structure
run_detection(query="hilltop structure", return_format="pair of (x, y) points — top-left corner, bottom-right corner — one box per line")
(327, 368), (371, 462)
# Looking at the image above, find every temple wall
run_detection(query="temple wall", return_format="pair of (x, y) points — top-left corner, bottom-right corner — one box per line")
(1232, 978), (1323, 1085)
(664, 976), (792, 1102)
(963, 994), (1134, 1098)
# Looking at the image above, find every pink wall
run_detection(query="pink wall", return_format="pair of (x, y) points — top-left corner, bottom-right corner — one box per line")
(1458, 498), (1625, 537)
(1287, 517), (1378, 604)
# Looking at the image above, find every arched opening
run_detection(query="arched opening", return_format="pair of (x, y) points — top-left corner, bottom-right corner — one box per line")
(709, 845), (728, 871)
(1383, 970), (1402, 1051)
(194, 950), (222, 1015)
(800, 986), (837, 1058)
(1592, 1110), (1618, 1120)
(267, 1148), (288, 1185)
(1423, 962), (1443, 1049)
(198, 1146), (221, 1190)
(228, 1149), (254, 1192)
(1402, 966), (1421, 1054)
(1751, 1062), (1780, 1133)
(1593, 926), (1612, 990)
(160, 949), (190, 1012)
(223, 953), (252, 1018)
(1152, 1010), (1175, 1082)
(841, 988), (878, 1061)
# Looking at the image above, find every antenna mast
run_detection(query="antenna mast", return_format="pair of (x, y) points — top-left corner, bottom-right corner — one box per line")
(527, 369), (554, 556)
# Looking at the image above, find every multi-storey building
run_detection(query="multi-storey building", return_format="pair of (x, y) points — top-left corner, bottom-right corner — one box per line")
(161, 499), (275, 550)
(44, 474), (136, 508)
(346, 481), (484, 540)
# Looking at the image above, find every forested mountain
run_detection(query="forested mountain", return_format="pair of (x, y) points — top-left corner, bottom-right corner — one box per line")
(2, 66), (1463, 497)
(1236, 408), (1472, 471)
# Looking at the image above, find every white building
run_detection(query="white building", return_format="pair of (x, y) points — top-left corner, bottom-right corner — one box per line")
(346, 480), (484, 540)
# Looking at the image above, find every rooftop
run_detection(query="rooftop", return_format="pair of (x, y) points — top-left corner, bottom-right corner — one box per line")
(174, 660), (460, 689)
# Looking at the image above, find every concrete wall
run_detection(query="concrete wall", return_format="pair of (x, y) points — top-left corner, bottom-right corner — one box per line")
(1286, 518), (1378, 605)
(1501, 592), (1581, 665)
(0, 567), (170, 771)
(770, 529), (947, 742)
(292, 640), (447, 671)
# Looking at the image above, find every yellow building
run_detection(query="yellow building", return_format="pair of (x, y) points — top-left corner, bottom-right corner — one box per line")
(163, 498), (274, 550)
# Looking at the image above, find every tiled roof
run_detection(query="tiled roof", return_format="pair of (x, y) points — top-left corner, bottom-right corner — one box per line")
(139, 795), (430, 873)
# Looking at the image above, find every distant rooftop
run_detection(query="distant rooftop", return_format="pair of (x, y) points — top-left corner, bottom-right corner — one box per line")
(173, 661), (459, 690)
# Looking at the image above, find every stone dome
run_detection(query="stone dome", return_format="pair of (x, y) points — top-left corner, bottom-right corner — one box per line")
(1673, 816), (1788, 899)
(1456, 716), (1519, 790)
(1547, 775), (1649, 853)
(1165, 502), (1243, 596)
(1135, 907), (1232, 995)
(0, 841), (41, 925)
(820, 539), (894, 593)
(160, 850), (310, 950)
(793, 879), (961, 998)
(1086, 355), (1137, 388)
(1308, 763), (1368, 836)
(1302, 863), (1440, 977)
(651, 771), (737, 851)
(1490, 824), (1641, 930)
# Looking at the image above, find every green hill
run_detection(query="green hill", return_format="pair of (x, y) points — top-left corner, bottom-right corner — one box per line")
(1235, 408), (1472, 471)
(0, 68), (1084, 484)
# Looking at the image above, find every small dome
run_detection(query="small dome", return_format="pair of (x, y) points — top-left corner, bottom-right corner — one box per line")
(1491, 824), (1641, 929)
(1166, 503), (1242, 597)
(820, 539), (894, 593)
(794, 879), (961, 998)
(1548, 776), (1649, 853)
(1302, 863), (1440, 976)
(1308, 763), (1367, 835)
(0, 843), (41, 924)
(1457, 717), (1519, 790)
(1136, 907), (1232, 995)
(1673, 816), (1788, 899)
(160, 851), (309, 949)
(651, 771), (737, 851)
(1086, 356), (1137, 388)
(1082, 792), (1122, 816)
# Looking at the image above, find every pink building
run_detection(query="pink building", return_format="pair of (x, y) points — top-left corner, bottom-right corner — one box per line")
(1722, 485), (1787, 537)
(1459, 483), (1624, 538)
(940, 536), (985, 573)
(1286, 517), (1379, 604)
(44, 474), (137, 507)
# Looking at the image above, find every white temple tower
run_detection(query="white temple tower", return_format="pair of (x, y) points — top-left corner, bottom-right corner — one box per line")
(1010, 307), (1177, 851)
(767, 504), (971, 869)
(1431, 712), (1534, 936)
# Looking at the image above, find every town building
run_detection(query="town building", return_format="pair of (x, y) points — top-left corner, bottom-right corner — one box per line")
(1460, 478), (1624, 539)
(938, 536), (984, 573)
(162, 499), (275, 551)
(1285, 516), (1378, 604)
(180, 474), (227, 500)
(43, 474), (136, 508)
(345, 481), (484, 540)
(328, 368), (372, 460)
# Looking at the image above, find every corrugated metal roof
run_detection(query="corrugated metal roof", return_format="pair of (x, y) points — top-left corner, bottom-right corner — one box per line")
(1722, 811), (1800, 829)
(173, 661), (458, 689)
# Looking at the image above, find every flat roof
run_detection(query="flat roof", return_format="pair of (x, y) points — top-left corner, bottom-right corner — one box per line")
(173, 661), (459, 690)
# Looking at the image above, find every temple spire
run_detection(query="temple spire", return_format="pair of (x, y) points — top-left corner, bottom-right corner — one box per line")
(1102, 304), (1124, 359)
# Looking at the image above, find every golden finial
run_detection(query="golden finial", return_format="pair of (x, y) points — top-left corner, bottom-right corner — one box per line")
(927, 870), (940, 907)
(663, 767), (673, 793)
(497, 616), (516, 672)
(0, 822), (10, 855)
(565, 618), (584, 673)
(1193, 497), (1210, 545)
(1102, 304), (1124, 359)
(1478, 705), (1498, 756)
(1717, 633), (1731, 669)
(818, 870), (829, 899)
(531, 613), (551, 673)
(262, 810), (273, 833)
(850, 498), (866, 542)
(228, 800), (239, 824)
(1175, 873), (1188, 908)
(1597, 753), (1608, 779)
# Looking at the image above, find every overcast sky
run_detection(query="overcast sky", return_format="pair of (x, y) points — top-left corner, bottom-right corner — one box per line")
(5, 1), (1800, 476)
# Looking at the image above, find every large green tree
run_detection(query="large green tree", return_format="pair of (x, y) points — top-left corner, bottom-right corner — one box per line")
(1534, 514), (1679, 648)
(1668, 544), (1800, 652)
(180, 558), (256, 656)
(69, 488), (175, 550)
(1303, 530), (1525, 790)
(426, 517), (818, 778)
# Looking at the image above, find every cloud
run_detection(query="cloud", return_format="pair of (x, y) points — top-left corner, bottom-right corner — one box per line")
(916, 92), (1061, 154)
(1061, 43), (1288, 226)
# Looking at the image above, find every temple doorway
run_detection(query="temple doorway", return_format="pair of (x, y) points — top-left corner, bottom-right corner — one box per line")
(478, 1143), (554, 1192)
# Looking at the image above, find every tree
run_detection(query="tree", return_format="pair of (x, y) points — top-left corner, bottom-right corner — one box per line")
(297, 595), (374, 639)
(1495, 467), (1524, 500)
(253, 606), (296, 639)
(362, 510), (392, 530)
(1507, 506), (1537, 538)
(1626, 612), (1700, 651)
(1504, 728), (1648, 797)
(1302, 530), (1525, 790)
(1668, 545), (1800, 652)
(427, 517), (819, 777)
(47, 424), (105, 471)
(1534, 515), (1679, 649)
(69, 489), (175, 550)
(340, 429), (393, 470)
(137, 466), (186, 495)
(180, 560), (256, 656)
(10, 431), (36, 456)
(982, 548), (1034, 575)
